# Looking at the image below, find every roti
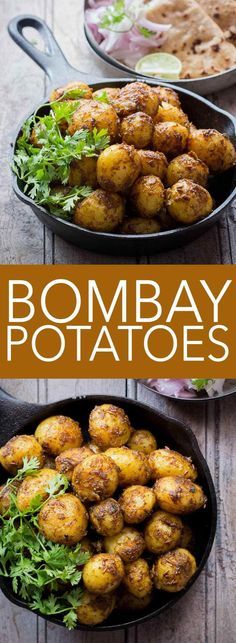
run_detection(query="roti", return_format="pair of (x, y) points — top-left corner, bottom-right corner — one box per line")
(145, 0), (236, 78)
(198, 0), (236, 43)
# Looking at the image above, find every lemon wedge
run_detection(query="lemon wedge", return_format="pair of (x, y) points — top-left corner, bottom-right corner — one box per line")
(135, 53), (182, 80)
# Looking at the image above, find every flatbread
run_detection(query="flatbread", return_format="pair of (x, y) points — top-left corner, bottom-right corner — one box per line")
(198, 0), (236, 43)
(145, 0), (236, 78)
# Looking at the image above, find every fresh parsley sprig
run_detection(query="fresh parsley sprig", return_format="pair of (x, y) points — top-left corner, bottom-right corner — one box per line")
(191, 379), (213, 391)
(0, 458), (89, 629)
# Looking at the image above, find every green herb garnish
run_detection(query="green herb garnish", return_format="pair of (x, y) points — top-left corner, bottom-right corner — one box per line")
(100, 0), (128, 29)
(93, 90), (109, 104)
(191, 379), (213, 391)
(137, 25), (156, 38)
(0, 458), (89, 629)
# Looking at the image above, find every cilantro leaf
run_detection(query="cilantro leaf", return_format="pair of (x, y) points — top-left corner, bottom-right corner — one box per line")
(191, 379), (213, 391)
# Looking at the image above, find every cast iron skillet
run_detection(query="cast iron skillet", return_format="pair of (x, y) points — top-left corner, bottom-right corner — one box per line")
(0, 388), (216, 631)
(8, 16), (236, 256)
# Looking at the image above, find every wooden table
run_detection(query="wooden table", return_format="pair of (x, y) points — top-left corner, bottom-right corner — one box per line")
(1, 1), (236, 642)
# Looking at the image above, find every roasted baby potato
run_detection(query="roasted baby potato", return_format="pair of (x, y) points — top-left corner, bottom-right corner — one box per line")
(104, 526), (145, 562)
(120, 218), (161, 234)
(188, 128), (236, 173)
(152, 548), (197, 592)
(119, 485), (156, 523)
(74, 189), (125, 232)
(123, 558), (153, 598)
(68, 100), (119, 142)
(137, 149), (168, 181)
(155, 102), (189, 128)
(117, 588), (153, 611)
(153, 86), (181, 108)
(69, 156), (98, 188)
(89, 404), (131, 450)
(114, 82), (159, 118)
(154, 476), (207, 514)
(97, 143), (141, 192)
(0, 481), (20, 515)
(72, 453), (119, 502)
(128, 429), (157, 455)
(16, 468), (61, 512)
(38, 493), (88, 545)
(166, 152), (209, 187)
(83, 553), (124, 593)
(153, 122), (189, 157)
(35, 415), (83, 456)
(105, 447), (150, 486)
(149, 447), (197, 481)
(0, 435), (44, 474)
(90, 498), (124, 536)
(93, 87), (121, 103)
(55, 446), (93, 481)
(50, 81), (93, 101)
(177, 523), (195, 551)
(166, 179), (213, 224)
(144, 510), (183, 554)
(120, 112), (154, 149)
(77, 591), (116, 625)
(130, 176), (165, 218)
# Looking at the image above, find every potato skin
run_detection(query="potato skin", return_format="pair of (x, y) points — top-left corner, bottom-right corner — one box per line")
(55, 446), (93, 481)
(89, 404), (131, 450)
(188, 128), (236, 173)
(72, 454), (119, 502)
(123, 558), (153, 598)
(38, 493), (88, 545)
(117, 589), (152, 611)
(93, 87), (121, 104)
(114, 82), (159, 118)
(105, 447), (150, 487)
(50, 81), (92, 101)
(149, 447), (197, 481)
(77, 591), (116, 625)
(120, 218), (161, 234)
(166, 179), (213, 224)
(119, 485), (156, 523)
(154, 476), (207, 514)
(144, 510), (183, 554)
(83, 553), (124, 594)
(67, 99), (119, 142)
(152, 548), (197, 592)
(130, 176), (165, 218)
(0, 481), (20, 515)
(90, 498), (124, 536)
(153, 122), (189, 157)
(104, 527), (145, 562)
(0, 435), (44, 474)
(177, 523), (195, 551)
(155, 102), (189, 128)
(137, 150), (168, 181)
(74, 190), (125, 232)
(166, 152), (209, 187)
(16, 468), (61, 512)
(120, 112), (154, 149)
(97, 143), (141, 193)
(153, 86), (181, 108)
(69, 157), (98, 188)
(128, 429), (157, 455)
(35, 415), (83, 457)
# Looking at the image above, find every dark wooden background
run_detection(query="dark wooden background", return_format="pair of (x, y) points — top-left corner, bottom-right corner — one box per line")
(1, 0), (236, 641)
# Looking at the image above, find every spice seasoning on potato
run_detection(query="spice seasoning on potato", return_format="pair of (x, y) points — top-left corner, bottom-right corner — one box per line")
(137, 149), (168, 181)
(72, 453), (119, 502)
(77, 591), (116, 625)
(119, 485), (156, 523)
(74, 189), (125, 232)
(55, 446), (93, 481)
(153, 122), (189, 157)
(16, 468), (62, 512)
(82, 553), (124, 593)
(154, 476), (207, 514)
(38, 493), (88, 545)
(68, 99), (120, 142)
(123, 558), (153, 598)
(154, 102), (189, 128)
(0, 435), (44, 474)
(152, 548), (197, 592)
(149, 447), (197, 481)
(166, 152), (209, 187)
(130, 176), (165, 219)
(105, 447), (151, 486)
(120, 112), (154, 149)
(166, 179), (213, 224)
(97, 143), (141, 193)
(35, 415), (83, 456)
(90, 498), (124, 536)
(114, 82), (159, 118)
(104, 526), (145, 562)
(89, 404), (131, 450)
(128, 429), (157, 455)
(188, 128), (236, 173)
(144, 510), (183, 554)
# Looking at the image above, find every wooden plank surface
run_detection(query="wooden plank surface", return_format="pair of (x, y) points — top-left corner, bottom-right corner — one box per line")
(1, 0), (236, 641)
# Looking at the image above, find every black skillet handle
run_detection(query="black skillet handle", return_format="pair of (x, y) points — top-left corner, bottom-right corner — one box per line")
(0, 386), (41, 443)
(8, 15), (90, 87)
